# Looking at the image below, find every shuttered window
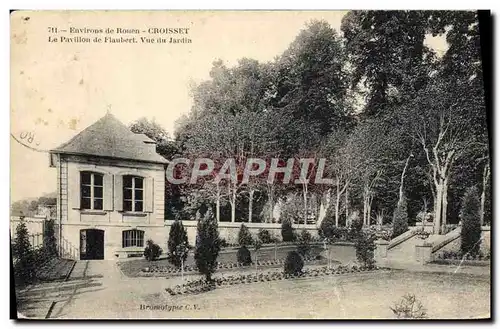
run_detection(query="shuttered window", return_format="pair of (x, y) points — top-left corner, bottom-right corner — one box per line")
(123, 175), (144, 212)
(122, 229), (145, 248)
(80, 172), (104, 210)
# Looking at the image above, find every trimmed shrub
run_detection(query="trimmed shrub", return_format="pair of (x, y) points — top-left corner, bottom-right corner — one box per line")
(43, 219), (58, 257)
(257, 229), (273, 244)
(297, 229), (312, 256)
(237, 246), (252, 266)
(219, 238), (229, 248)
(348, 218), (363, 240)
(319, 217), (349, 241)
(281, 218), (295, 242)
(319, 215), (335, 240)
(355, 231), (376, 268)
(238, 224), (254, 247)
(392, 196), (409, 239)
(284, 250), (304, 276)
(460, 186), (482, 257)
(144, 240), (162, 261)
(194, 208), (221, 282)
(167, 220), (189, 268)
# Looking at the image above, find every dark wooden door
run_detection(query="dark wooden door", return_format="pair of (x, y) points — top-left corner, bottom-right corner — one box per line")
(80, 229), (104, 260)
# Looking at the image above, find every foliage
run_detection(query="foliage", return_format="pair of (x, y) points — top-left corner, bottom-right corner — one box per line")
(390, 294), (428, 319)
(319, 216), (349, 241)
(237, 246), (252, 266)
(168, 13), (487, 247)
(341, 11), (435, 115)
(437, 249), (489, 261)
(194, 208), (221, 281)
(297, 230), (312, 257)
(144, 240), (162, 261)
(11, 195), (57, 217)
(271, 20), (353, 136)
(460, 187), (482, 257)
(349, 218), (364, 240)
(281, 218), (295, 242)
(129, 117), (179, 159)
(279, 196), (304, 225)
(219, 238), (229, 248)
(284, 251), (304, 276)
(238, 224), (254, 247)
(167, 220), (190, 268)
(355, 231), (376, 268)
(392, 196), (409, 238)
(253, 237), (262, 251)
(12, 218), (36, 284)
(43, 219), (58, 257)
(257, 229), (274, 244)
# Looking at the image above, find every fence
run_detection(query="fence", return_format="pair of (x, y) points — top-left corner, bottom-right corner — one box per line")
(11, 232), (45, 250)
(58, 236), (79, 260)
(10, 216), (47, 238)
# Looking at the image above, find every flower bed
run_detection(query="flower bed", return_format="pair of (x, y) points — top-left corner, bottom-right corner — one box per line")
(141, 255), (323, 277)
(434, 250), (490, 265)
(164, 265), (388, 296)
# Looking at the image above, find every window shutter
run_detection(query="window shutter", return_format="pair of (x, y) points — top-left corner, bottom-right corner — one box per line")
(70, 171), (81, 209)
(103, 173), (113, 211)
(145, 177), (154, 213)
(114, 175), (123, 211)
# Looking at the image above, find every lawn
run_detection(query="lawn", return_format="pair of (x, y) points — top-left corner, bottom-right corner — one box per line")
(138, 270), (490, 319)
(119, 245), (330, 277)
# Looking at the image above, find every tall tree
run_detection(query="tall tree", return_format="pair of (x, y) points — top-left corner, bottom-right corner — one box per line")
(401, 77), (486, 234)
(341, 11), (436, 116)
(271, 20), (352, 136)
(324, 129), (357, 226)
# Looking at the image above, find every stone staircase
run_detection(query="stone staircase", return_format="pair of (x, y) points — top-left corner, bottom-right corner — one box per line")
(430, 226), (461, 254)
(382, 226), (462, 265)
(387, 234), (422, 264)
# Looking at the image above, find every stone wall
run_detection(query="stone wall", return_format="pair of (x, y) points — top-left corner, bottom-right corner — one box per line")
(165, 220), (320, 246)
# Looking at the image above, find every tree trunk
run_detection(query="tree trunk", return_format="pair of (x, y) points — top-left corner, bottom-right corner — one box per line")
(367, 196), (372, 226)
(335, 194), (341, 227)
(302, 184), (308, 227)
(442, 177), (448, 230)
(216, 184), (220, 222)
(363, 183), (371, 226)
(345, 187), (349, 222)
(231, 184), (236, 223)
(480, 163), (490, 226)
(434, 184), (443, 235)
(267, 185), (274, 223)
(335, 180), (340, 226)
(399, 154), (412, 206)
(363, 192), (368, 226)
(248, 190), (254, 223)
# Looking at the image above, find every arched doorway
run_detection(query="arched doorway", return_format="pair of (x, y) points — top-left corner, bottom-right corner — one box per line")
(80, 229), (105, 260)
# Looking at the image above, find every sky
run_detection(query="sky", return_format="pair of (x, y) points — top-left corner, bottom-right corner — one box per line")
(10, 11), (447, 202)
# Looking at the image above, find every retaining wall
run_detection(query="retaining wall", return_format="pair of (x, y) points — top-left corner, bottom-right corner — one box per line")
(165, 220), (320, 245)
